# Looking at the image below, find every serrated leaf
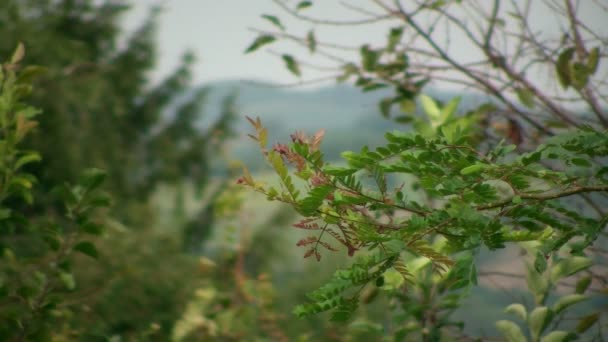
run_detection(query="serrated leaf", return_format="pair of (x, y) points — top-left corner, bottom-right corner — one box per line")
(282, 54), (301, 77)
(73, 241), (99, 259)
(552, 294), (587, 314)
(505, 303), (527, 321)
(245, 35), (276, 53)
(496, 320), (526, 342)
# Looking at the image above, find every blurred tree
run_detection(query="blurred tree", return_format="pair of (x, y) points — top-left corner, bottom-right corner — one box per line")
(0, 0), (235, 228)
(0, 1), (237, 339)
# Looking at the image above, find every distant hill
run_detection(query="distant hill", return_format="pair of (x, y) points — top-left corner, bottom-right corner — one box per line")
(184, 80), (491, 168)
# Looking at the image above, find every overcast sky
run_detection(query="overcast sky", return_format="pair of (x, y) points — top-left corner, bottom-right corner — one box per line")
(123, 1), (606, 90)
(122, 0), (341, 85)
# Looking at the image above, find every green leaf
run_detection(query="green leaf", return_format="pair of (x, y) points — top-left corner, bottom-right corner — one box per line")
(540, 331), (577, 342)
(394, 116), (413, 124)
(550, 256), (592, 283)
(299, 185), (333, 216)
(11, 42), (25, 64)
(505, 303), (527, 321)
(0, 208), (11, 220)
(360, 45), (379, 71)
(14, 152), (41, 170)
(515, 87), (535, 108)
(89, 192), (112, 208)
(17, 65), (48, 84)
(73, 241), (99, 259)
(420, 94), (440, 119)
(575, 276), (591, 294)
(399, 98), (416, 113)
(245, 35), (276, 53)
(460, 163), (488, 175)
(79, 168), (106, 192)
(496, 320), (526, 342)
(323, 165), (357, 176)
(349, 320), (383, 333)
(526, 263), (549, 304)
(570, 62), (589, 89)
(306, 30), (316, 53)
(570, 158), (591, 167)
(60, 272), (76, 291)
(440, 96), (461, 121)
(387, 27), (404, 51)
(576, 312), (599, 333)
(534, 251), (547, 273)
(529, 306), (553, 341)
(261, 14), (285, 30)
(556, 47), (575, 88)
(282, 54), (301, 77)
(296, 1), (313, 10)
(81, 221), (103, 235)
(587, 47), (600, 74)
(379, 98), (393, 118)
(330, 297), (359, 322)
(552, 294), (587, 314)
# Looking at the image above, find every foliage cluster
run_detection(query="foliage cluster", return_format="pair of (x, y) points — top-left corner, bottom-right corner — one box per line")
(0, 45), (112, 340)
(241, 0), (608, 340)
(0, 1), (239, 340)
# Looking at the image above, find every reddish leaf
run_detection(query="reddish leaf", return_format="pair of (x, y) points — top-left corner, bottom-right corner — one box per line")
(303, 248), (316, 258)
(293, 218), (320, 230)
(310, 128), (325, 151)
(296, 236), (318, 246)
(318, 240), (338, 251)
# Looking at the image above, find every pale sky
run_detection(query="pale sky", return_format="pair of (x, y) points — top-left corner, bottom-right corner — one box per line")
(123, 0), (393, 86)
(123, 1), (607, 91)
